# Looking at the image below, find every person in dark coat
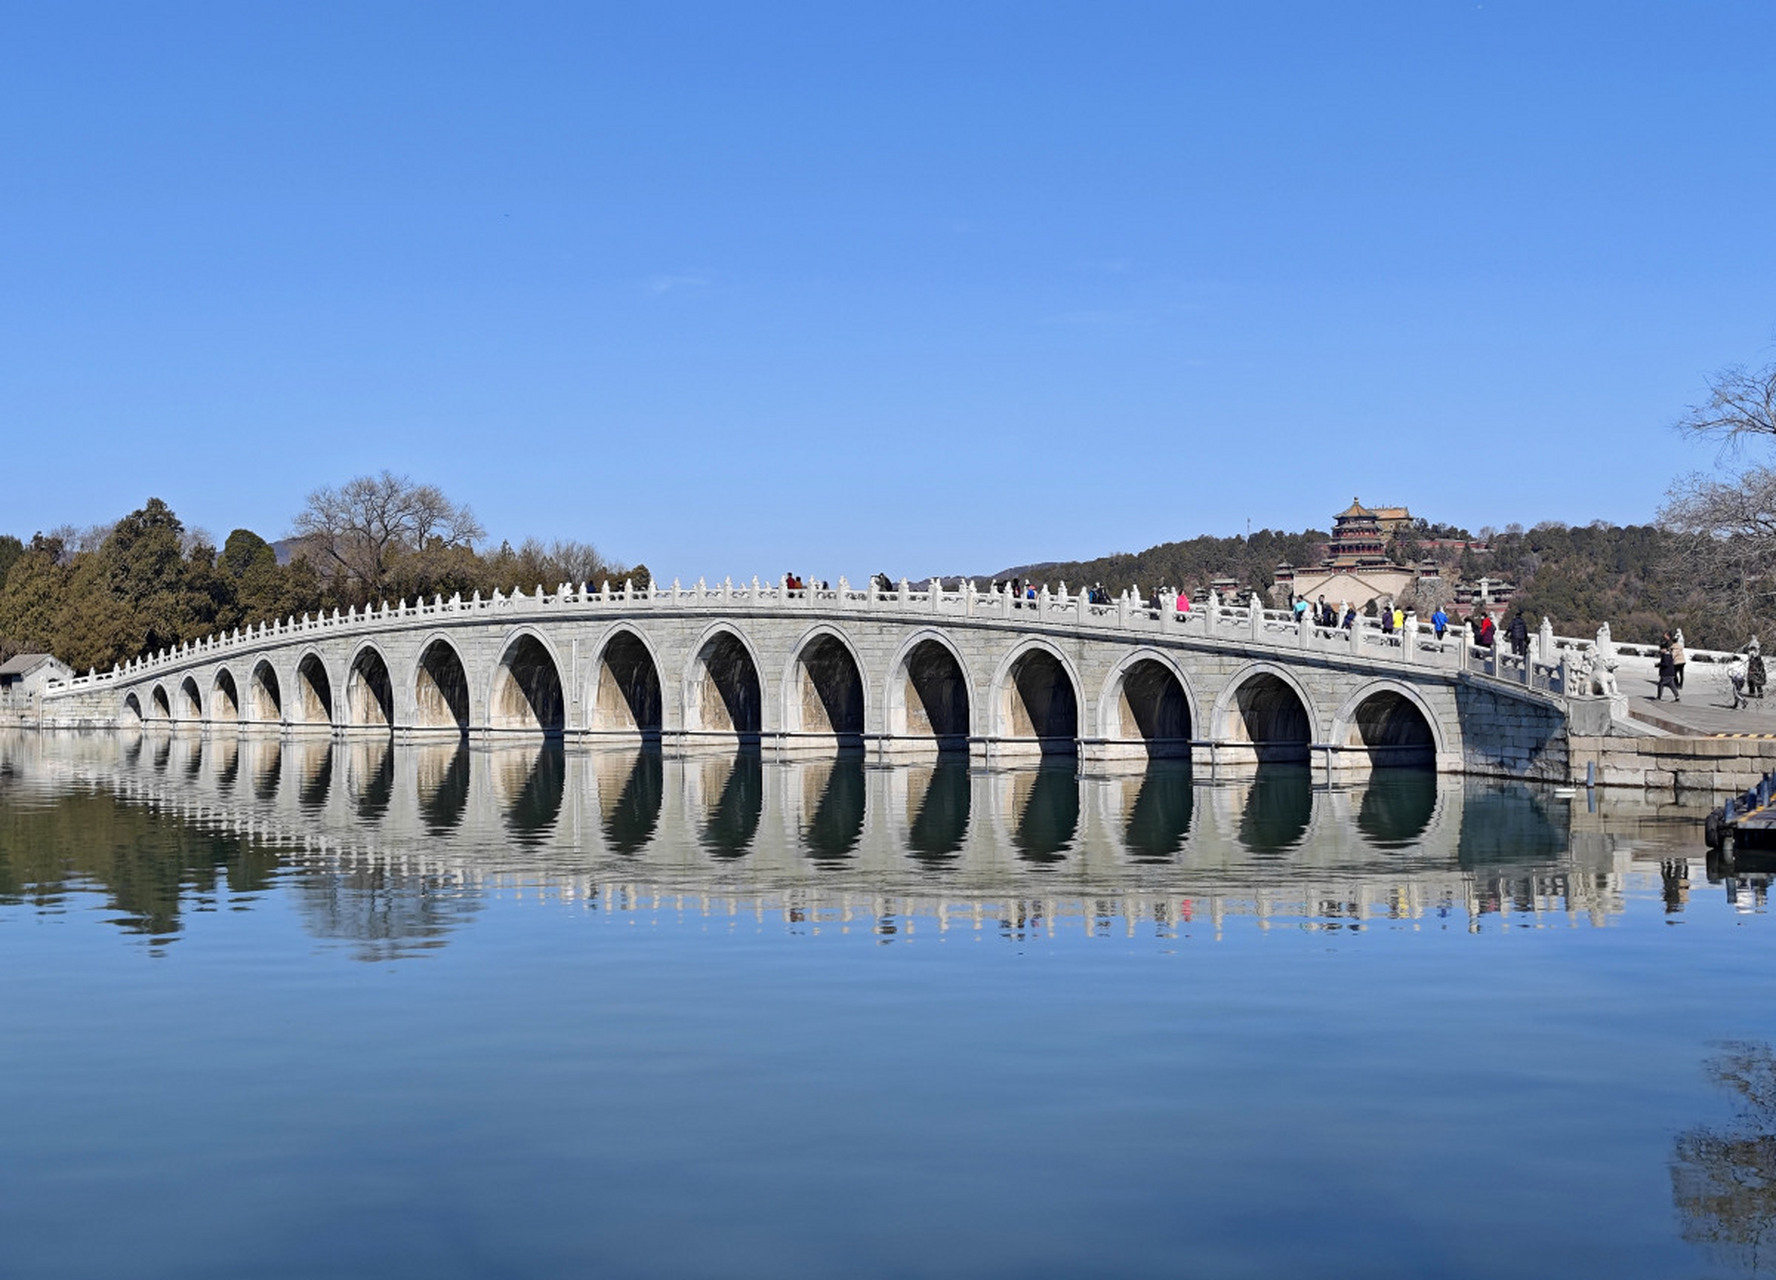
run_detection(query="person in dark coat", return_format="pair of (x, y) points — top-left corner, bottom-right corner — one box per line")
(1655, 643), (1680, 701)
(1507, 611), (1530, 658)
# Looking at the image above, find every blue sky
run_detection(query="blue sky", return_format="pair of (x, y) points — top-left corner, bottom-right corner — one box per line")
(4, 2), (1773, 582)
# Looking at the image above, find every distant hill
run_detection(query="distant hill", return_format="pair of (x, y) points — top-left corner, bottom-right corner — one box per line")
(977, 521), (1754, 650)
(985, 528), (1329, 597)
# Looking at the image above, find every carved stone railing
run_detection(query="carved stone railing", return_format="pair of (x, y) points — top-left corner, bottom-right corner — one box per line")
(41, 576), (1655, 703)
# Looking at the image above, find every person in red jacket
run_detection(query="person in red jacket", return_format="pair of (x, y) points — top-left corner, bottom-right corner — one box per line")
(1478, 613), (1496, 648)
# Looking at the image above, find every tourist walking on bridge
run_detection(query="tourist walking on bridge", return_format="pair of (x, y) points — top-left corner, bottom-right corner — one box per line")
(1672, 629), (1687, 689)
(1430, 606), (1448, 640)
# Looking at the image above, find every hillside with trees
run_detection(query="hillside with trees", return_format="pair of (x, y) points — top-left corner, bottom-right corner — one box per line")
(0, 473), (645, 672)
(993, 518), (1758, 652)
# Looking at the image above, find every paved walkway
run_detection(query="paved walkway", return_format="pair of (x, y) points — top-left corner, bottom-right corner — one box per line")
(1621, 664), (1776, 736)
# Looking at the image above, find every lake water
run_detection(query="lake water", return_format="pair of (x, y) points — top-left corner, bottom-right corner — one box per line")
(2, 730), (1773, 1279)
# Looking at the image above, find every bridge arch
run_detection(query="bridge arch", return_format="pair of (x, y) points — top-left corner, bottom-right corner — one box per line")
(587, 625), (663, 738)
(489, 628), (566, 735)
(990, 639), (1082, 754)
(248, 660), (282, 723)
(884, 630), (973, 752)
(1329, 679), (1444, 770)
(121, 691), (143, 726)
(150, 683), (172, 721)
(178, 675), (203, 721)
(294, 650), (334, 726)
(345, 643), (395, 730)
(783, 625), (865, 746)
(412, 635), (470, 733)
(1213, 662), (1317, 763)
(684, 624), (763, 741)
(1096, 649), (1196, 758)
(211, 668), (240, 722)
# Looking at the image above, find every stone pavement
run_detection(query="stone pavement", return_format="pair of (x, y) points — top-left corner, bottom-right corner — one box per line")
(1622, 667), (1776, 737)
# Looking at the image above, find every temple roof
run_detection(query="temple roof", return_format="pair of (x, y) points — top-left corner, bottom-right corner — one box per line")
(1336, 498), (1374, 519)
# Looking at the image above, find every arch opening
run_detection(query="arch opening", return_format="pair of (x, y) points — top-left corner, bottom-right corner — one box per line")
(415, 640), (470, 733)
(122, 692), (143, 727)
(689, 631), (761, 739)
(151, 685), (171, 721)
(492, 635), (565, 735)
(1113, 660), (1191, 757)
(178, 676), (202, 721)
(211, 669), (240, 722)
(894, 639), (970, 751)
(249, 662), (282, 723)
(296, 655), (333, 726)
(792, 635), (864, 745)
(347, 649), (395, 730)
(1001, 649), (1078, 753)
(1228, 673), (1311, 764)
(1346, 690), (1436, 770)
(591, 631), (662, 737)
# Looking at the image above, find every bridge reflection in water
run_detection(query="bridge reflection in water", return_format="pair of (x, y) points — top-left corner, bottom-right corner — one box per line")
(0, 730), (1643, 956)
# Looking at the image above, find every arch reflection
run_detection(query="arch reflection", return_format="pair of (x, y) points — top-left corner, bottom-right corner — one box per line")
(907, 762), (971, 865)
(801, 757), (866, 865)
(416, 741), (469, 835)
(296, 741), (333, 813)
(494, 743), (565, 845)
(1013, 763), (1079, 865)
(1238, 765), (1312, 853)
(349, 739), (394, 823)
(1356, 770), (1438, 849)
(1124, 761), (1193, 863)
(599, 748), (663, 855)
(700, 751), (762, 859)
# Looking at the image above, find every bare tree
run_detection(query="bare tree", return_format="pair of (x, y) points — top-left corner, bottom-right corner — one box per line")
(1661, 357), (1776, 629)
(1659, 465), (1776, 626)
(292, 472), (484, 598)
(1677, 360), (1776, 450)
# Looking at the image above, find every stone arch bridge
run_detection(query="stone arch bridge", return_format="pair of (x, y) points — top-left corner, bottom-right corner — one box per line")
(39, 578), (1579, 777)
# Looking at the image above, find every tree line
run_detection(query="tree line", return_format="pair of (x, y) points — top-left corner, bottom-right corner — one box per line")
(0, 472), (646, 672)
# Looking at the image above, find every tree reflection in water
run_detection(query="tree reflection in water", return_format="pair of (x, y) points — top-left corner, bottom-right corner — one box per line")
(416, 742), (469, 835)
(1238, 765), (1312, 854)
(1672, 1041), (1776, 1275)
(700, 751), (762, 859)
(293, 865), (482, 963)
(1013, 762), (1079, 865)
(1124, 761), (1192, 863)
(802, 756), (866, 866)
(907, 762), (970, 866)
(600, 749), (663, 855)
(1356, 769), (1438, 849)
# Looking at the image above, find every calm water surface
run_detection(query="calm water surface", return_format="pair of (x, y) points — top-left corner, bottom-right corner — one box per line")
(2, 730), (1773, 1279)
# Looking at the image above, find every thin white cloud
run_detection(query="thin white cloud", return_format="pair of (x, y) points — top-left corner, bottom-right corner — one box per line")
(645, 274), (708, 295)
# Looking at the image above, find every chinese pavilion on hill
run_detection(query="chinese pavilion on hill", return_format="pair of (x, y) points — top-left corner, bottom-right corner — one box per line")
(1326, 498), (1410, 569)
